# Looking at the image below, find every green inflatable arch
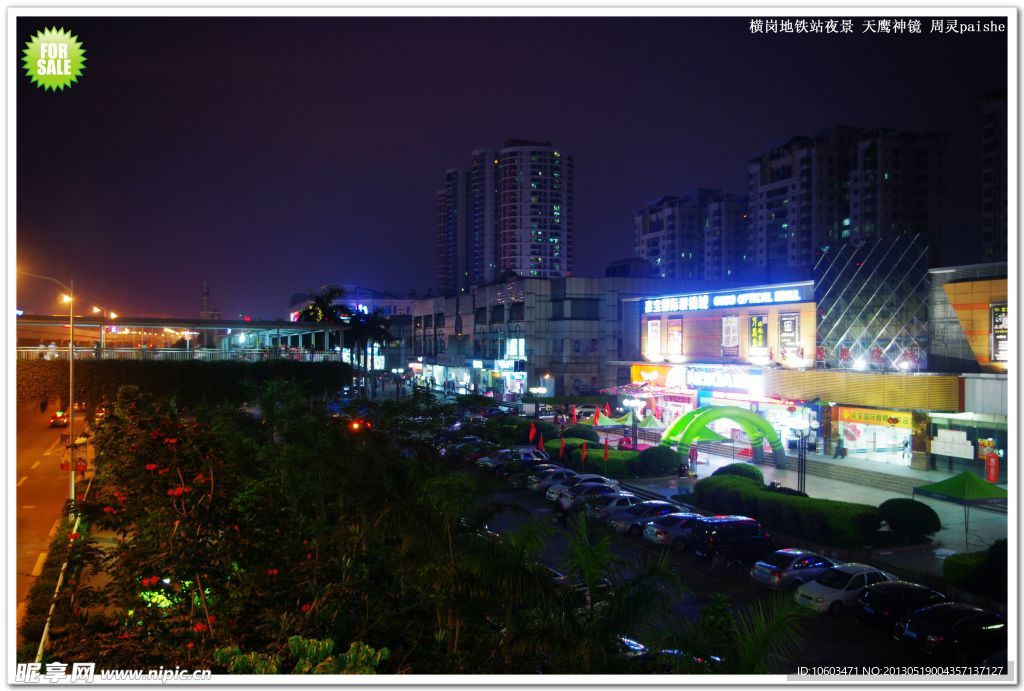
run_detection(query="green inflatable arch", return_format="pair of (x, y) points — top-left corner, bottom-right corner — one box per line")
(660, 405), (789, 468)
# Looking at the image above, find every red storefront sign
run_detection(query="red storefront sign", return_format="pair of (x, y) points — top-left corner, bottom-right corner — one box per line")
(985, 452), (1000, 483)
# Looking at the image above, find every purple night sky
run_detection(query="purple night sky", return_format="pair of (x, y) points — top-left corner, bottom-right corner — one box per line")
(16, 16), (1007, 318)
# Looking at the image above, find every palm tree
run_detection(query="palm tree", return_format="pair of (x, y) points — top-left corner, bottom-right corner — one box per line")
(345, 310), (395, 398)
(296, 285), (352, 351)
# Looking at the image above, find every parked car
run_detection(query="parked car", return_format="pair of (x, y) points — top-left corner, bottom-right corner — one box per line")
(642, 512), (703, 549)
(476, 448), (549, 472)
(506, 463), (563, 487)
(496, 459), (558, 482)
(689, 516), (775, 561)
(856, 581), (947, 626)
(894, 602), (1007, 662)
(750, 549), (836, 591)
(586, 493), (642, 520)
(607, 501), (678, 536)
(545, 474), (618, 502)
(560, 482), (621, 511)
(574, 404), (598, 419)
(48, 412), (70, 428)
(795, 563), (894, 615)
(526, 468), (578, 493)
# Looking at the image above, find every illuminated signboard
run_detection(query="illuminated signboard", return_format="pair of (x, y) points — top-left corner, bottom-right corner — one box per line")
(684, 367), (755, 392)
(779, 313), (800, 354)
(646, 319), (662, 357)
(667, 319), (683, 355)
(749, 315), (768, 351)
(991, 304), (1008, 363)
(643, 284), (810, 314)
(721, 315), (739, 357)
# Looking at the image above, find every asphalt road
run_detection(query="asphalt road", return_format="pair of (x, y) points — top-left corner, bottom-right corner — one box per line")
(15, 406), (83, 625)
(482, 477), (938, 673)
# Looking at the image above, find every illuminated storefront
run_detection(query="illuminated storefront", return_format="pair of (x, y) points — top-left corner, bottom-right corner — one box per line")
(636, 281), (816, 368)
(833, 406), (914, 465)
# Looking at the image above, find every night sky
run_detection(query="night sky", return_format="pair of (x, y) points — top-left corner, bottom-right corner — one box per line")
(16, 16), (1007, 318)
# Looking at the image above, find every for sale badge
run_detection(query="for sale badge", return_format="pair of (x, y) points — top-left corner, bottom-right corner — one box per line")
(22, 26), (86, 91)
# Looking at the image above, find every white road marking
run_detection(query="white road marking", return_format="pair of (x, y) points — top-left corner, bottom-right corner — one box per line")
(31, 552), (47, 576)
(21, 506), (36, 509)
(17, 476), (27, 487)
(48, 520), (60, 538)
(31, 461), (40, 470)
(43, 439), (62, 456)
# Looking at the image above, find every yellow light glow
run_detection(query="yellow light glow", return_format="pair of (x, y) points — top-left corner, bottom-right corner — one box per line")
(92, 306), (101, 313)
(61, 294), (72, 303)
(109, 312), (118, 319)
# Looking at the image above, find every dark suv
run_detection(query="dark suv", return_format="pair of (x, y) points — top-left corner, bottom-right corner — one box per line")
(689, 515), (774, 561)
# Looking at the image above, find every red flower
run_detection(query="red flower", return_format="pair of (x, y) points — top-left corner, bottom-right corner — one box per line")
(207, 615), (216, 624)
(193, 622), (207, 632)
(185, 642), (194, 650)
(158, 468), (170, 475)
(117, 633), (131, 639)
(69, 532), (81, 541)
(150, 431), (160, 439)
(299, 603), (311, 613)
(265, 568), (279, 576)
(183, 486), (192, 493)
(233, 525), (240, 532)
(164, 437), (178, 445)
(145, 463), (158, 471)
(306, 553), (312, 560)
(102, 506), (114, 513)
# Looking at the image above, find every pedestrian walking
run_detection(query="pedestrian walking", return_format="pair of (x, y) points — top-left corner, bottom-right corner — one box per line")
(901, 436), (911, 460)
(688, 444), (699, 467)
(833, 438), (846, 459)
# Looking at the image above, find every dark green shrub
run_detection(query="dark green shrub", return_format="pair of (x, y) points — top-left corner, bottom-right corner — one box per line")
(879, 498), (941, 538)
(711, 463), (765, 484)
(692, 475), (879, 546)
(576, 449), (640, 478)
(637, 445), (681, 475)
(943, 551), (987, 588)
(562, 425), (600, 442)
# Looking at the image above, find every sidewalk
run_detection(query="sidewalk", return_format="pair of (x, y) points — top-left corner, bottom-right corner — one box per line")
(621, 447), (1007, 580)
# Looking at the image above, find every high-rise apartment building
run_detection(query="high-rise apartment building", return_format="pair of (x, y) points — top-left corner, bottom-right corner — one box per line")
(847, 129), (949, 259)
(437, 140), (574, 294)
(704, 193), (749, 281)
(746, 126), (860, 276)
(634, 190), (720, 280)
(436, 169), (469, 295)
(980, 89), (1007, 261)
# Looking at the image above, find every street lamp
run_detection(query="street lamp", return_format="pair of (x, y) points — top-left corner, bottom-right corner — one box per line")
(528, 386), (548, 419)
(623, 397), (644, 451)
(20, 271), (77, 522)
(391, 368), (403, 399)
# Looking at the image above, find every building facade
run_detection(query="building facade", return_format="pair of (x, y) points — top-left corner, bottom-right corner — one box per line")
(436, 140), (574, 295)
(634, 191), (720, 280)
(980, 88), (1008, 262)
(704, 192), (750, 281)
(928, 262), (1008, 374)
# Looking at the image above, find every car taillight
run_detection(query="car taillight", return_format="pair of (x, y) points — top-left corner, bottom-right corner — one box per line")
(654, 529), (666, 537)
(707, 536), (717, 547)
(771, 570), (783, 583)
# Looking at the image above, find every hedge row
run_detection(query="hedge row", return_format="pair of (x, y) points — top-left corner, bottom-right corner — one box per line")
(943, 539), (1007, 602)
(692, 475), (880, 546)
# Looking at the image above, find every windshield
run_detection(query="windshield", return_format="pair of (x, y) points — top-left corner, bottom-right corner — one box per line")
(815, 569), (852, 589)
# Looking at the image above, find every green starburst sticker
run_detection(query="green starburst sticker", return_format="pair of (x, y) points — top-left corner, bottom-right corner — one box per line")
(22, 27), (86, 91)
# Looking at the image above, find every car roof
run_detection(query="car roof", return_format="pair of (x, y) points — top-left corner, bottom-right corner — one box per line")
(775, 548), (820, 556)
(867, 580), (935, 593)
(700, 515), (755, 523)
(832, 562), (884, 575)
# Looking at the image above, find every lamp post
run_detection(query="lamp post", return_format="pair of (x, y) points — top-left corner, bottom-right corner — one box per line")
(391, 368), (403, 400)
(528, 386), (547, 419)
(623, 397), (644, 451)
(20, 271), (77, 522)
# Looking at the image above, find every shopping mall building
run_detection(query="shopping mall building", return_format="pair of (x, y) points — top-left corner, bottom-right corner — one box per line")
(617, 246), (1008, 480)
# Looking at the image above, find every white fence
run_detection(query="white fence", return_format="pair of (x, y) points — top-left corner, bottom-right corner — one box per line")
(16, 347), (345, 363)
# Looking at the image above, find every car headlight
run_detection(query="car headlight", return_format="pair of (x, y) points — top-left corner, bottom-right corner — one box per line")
(814, 597), (824, 603)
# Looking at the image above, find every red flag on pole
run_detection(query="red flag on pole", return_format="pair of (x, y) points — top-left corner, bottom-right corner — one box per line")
(604, 402), (611, 417)
(603, 437), (610, 461)
(571, 405), (577, 424)
(581, 442), (588, 464)
(559, 436), (566, 458)
(593, 409), (601, 426)
(537, 433), (544, 451)
(528, 421), (536, 442)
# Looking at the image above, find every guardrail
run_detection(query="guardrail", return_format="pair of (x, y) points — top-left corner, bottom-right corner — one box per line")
(16, 347), (346, 362)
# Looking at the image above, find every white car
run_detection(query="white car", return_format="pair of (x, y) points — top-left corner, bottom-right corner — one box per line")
(545, 474), (618, 502)
(526, 468), (578, 492)
(795, 563), (894, 615)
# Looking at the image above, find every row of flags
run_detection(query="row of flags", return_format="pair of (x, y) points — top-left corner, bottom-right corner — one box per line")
(529, 420), (610, 461)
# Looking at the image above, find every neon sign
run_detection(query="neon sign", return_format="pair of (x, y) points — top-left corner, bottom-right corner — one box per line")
(644, 285), (809, 314)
